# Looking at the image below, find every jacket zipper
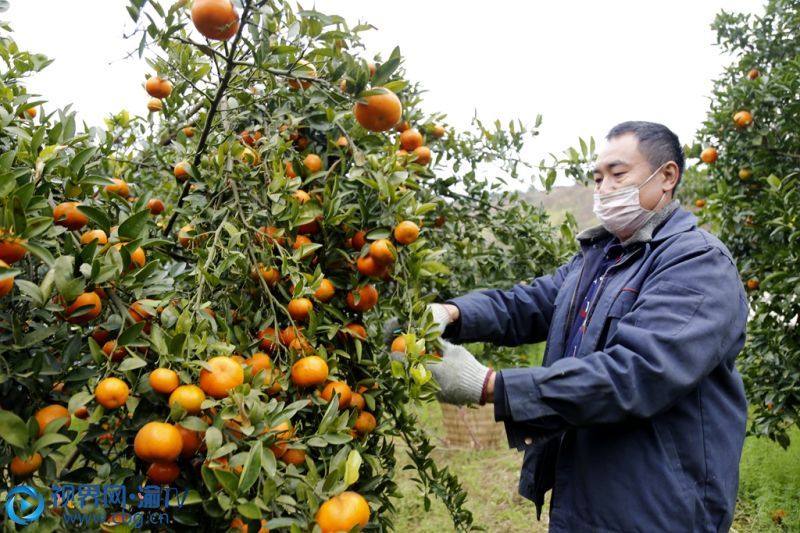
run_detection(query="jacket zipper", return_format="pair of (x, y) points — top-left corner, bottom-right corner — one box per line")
(559, 255), (588, 356)
(581, 246), (645, 333)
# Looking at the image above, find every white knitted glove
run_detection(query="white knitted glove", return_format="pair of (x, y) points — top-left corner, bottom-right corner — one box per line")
(424, 340), (491, 405)
(428, 303), (453, 335)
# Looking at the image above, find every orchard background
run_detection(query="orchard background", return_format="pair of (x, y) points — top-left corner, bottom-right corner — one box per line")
(0, 0), (799, 532)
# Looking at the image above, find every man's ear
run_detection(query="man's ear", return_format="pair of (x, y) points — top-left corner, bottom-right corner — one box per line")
(662, 161), (680, 192)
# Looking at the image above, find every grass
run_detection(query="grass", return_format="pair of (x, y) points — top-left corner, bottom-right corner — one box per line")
(391, 402), (800, 532)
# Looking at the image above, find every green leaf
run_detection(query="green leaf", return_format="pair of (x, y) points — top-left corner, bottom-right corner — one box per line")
(33, 432), (72, 453)
(213, 468), (239, 497)
(24, 241), (55, 266)
(344, 449), (362, 486)
(237, 502), (262, 520)
(238, 441), (262, 493)
(68, 391), (93, 413)
(767, 174), (781, 189)
(69, 147), (96, 176)
(76, 205), (111, 233)
(0, 408), (30, 447)
(205, 427), (222, 455)
(117, 322), (145, 346)
(118, 209), (150, 241)
(20, 326), (60, 348)
(117, 356), (148, 371)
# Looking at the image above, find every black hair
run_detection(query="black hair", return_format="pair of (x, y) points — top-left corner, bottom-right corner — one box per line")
(606, 121), (685, 191)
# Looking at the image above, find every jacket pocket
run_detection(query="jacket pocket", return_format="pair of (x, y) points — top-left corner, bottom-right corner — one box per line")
(639, 281), (705, 336)
(596, 289), (638, 349)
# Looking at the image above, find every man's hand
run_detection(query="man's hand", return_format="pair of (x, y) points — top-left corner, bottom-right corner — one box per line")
(382, 303), (458, 346)
(415, 340), (493, 406)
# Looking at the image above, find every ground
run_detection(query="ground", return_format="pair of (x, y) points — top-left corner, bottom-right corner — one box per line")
(391, 401), (800, 532)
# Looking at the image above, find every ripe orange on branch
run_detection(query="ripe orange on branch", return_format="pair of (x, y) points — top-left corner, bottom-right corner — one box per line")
(10, 453), (42, 478)
(287, 59), (317, 89)
(199, 356), (245, 399)
(369, 239), (396, 265)
(34, 404), (70, 436)
(0, 232), (28, 263)
(315, 491), (371, 533)
(53, 202), (89, 231)
(80, 229), (108, 246)
(291, 355), (329, 387)
(191, 0), (240, 41)
(149, 368), (180, 394)
(147, 98), (162, 113)
(0, 259), (14, 297)
(346, 284), (378, 312)
(95, 377), (130, 409)
(354, 87), (402, 132)
(321, 381), (352, 409)
(134, 422), (183, 463)
(169, 384), (206, 415)
(394, 221), (420, 245)
(399, 128), (424, 151)
(63, 291), (102, 324)
(700, 147), (718, 164)
(734, 110), (753, 128)
(145, 76), (173, 99)
(147, 462), (180, 484)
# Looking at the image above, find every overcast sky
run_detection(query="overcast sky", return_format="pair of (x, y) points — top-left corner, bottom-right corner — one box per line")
(5, 0), (764, 188)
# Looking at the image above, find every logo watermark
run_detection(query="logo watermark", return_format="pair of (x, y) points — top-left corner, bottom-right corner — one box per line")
(3, 483), (189, 529)
(5, 485), (45, 525)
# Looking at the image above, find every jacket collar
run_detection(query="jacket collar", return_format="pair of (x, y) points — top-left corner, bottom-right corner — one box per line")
(576, 200), (693, 249)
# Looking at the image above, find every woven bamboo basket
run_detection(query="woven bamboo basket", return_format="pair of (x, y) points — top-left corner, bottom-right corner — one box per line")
(439, 402), (506, 450)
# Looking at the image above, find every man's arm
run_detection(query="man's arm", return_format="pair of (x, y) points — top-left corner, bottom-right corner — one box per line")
(442, 253), (581, 347)
(498, 245), (748, 426)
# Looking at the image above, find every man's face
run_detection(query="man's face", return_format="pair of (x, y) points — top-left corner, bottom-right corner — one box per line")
(592, 132), (670, 211)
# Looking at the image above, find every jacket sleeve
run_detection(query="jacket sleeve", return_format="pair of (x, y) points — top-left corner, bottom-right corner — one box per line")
(443, 253), (580, 347)
(499, 245), (748, 426)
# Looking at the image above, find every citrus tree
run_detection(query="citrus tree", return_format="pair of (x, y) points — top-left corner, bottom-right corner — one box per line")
(0, 1), (572, 531)
(684, 0), (800, 447)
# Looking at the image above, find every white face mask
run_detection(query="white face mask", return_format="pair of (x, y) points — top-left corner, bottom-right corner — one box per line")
(592, 164), (667, 237)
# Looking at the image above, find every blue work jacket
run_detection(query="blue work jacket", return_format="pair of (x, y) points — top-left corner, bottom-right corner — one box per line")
(444, 202), (748, 532)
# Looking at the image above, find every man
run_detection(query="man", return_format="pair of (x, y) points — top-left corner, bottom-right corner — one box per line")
(407, 122), (749, 532)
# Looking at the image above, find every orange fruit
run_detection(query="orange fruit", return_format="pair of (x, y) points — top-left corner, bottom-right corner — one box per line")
(134, 422), (183, 463)
(10, 453), (42, 478)
(102, 340), (125, 362)
(257, 326), (277, 352)
(350, 392), (366, 412)
(738, 168), (752, 180)
(288, 297), (313, 321)
(63, 291), (102, 324)
(747, 278), (759, 291)
(356, 255), (387, 278)
(111, 243), (146, 269)
(104, 178), (130, 197)
(191, 0), (240, 41)
(281, 448), (306, 465)
(747, 68), (760, 80)
(182, 126), (195, 137)
(291, 355), (329, 387)
(285, 160), (297, 178)
(53, 201), (89, 231)
(176, 424), (202, 458)
(147, 198), (165, 215)
(247, 352), (273, 380)
(412, 145), (432, 166)
(34, 404), (70, 436)
(395, 121), (410, 133)
(145, 76), (173, 99)
(321, 381), (352, 409)
(369, 239), (396, 265)
(354, 411), (376, 435)
(287, 59), (317, 89)
(169, 384), (206, 415)
(695, 199), (706, 208)
(95, 377), (130, 409)
(343, 323), (367, 340)
(313, 278), (335, 302)
(335, 136), (349, 149)
(129, 301), (153, 324)
(293, 190), (311, 204)
(346, 284), (378, 312)
(255, 225), (285, 247)
(147, 98), (162, 112)
(354, 87), (402, 132)
(74, 405), (90, 419)
(268, 420), (294, 458)
(21, 107), (37, 119)
(700, 147), (718, 164)
(390, 336), (407, 353)
(250, 263), (280, 286)
(315, 491), (371, 533)
(734, 110), (753, 128)
(399, 128), (424, 151)
(293, 235), (314, 255)
(431, 125), (446, 138)
(149, 368), (180, 394)
(351, 230), (368, 251)
(0, 259), (14, 297)
(174, 160), (191, 181)
(147, 462), (180, 484)
(199, 356), (245, 399)
(80, 229), (108, 246)
(394, 221), (420, 245)
(303, 154), (322, 173)
(178, 224), (194, 248)
(239, 146), (260, 165)
(0, 233), (28, 263)
(240, 129), (263, 146)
